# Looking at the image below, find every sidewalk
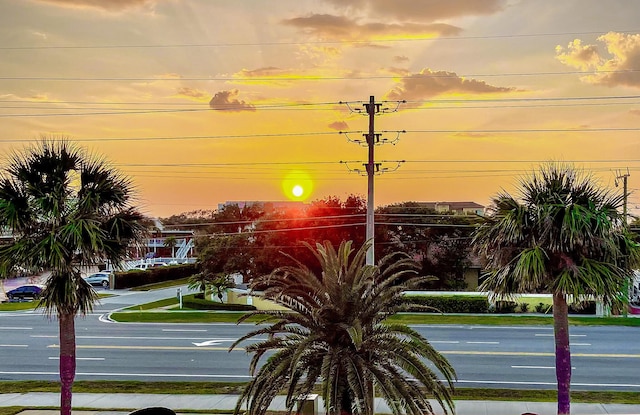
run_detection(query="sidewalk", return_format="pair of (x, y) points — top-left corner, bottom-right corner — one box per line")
(1, 393), (640, 415)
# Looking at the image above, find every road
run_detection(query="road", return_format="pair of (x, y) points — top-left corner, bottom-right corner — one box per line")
(0, 287), (639, 390)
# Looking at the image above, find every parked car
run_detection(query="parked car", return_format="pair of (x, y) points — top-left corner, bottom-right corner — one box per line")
(84, 272), (112, 288)
(131, 263), (168, 271)
(6, 284), (44, 301)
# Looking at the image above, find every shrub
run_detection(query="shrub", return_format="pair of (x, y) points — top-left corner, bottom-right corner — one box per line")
(182, 294), (256, 311)
(569, 300), (596, 315)
(518, 302), (530, 313)
(114, 263), (199, 289)
(535, 302), (552, 313)
(404, 295), (490, 313)
(494, 301), (518, 313)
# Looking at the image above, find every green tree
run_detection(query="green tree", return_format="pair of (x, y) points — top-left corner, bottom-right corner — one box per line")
(188, 271), (213, 298)
(230, 240), (455, 415)
(163, 235), (177, 257)
(472, 163), (640, 415)
(0, 140), (145, 415)
(210, 273), (235, 302)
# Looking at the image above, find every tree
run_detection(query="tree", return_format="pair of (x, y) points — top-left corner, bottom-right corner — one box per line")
(375, 202), (482, 290)
(210, 273), (235, 302)
(0, 140), (145, 415)
(230, 240), (456, 415)
(163, 236), (177, 257)
(472, 163), (640, 415)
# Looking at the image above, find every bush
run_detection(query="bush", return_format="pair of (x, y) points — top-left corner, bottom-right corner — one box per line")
(404, 295), (490, 314)
(569, 300), (596, 315)
(535, 302), (552, 313)
(494, 301), (518, 313)
(114, 263), (199, 289)
(182, 294), (256, 311)
(518, 302), (530, 313)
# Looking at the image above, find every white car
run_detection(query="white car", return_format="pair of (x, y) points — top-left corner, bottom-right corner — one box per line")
(84, 272), (111, 288)
(132, 263), (168, 271)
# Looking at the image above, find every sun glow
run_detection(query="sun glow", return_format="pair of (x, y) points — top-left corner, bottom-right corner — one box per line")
(282, 170), (313, 201)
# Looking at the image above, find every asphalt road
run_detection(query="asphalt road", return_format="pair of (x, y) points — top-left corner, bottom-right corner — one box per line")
(0, 286), (639, 390)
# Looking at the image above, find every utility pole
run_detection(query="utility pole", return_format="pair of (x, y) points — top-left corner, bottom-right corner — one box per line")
(615, 168), (630, 225)
(615, 168), (631, 318)
(364, 96), (381, 266)
(340, 96), (404, 267)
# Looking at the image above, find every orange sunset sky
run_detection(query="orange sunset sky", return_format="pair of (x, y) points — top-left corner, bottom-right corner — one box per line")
(1, 0), (639, 218)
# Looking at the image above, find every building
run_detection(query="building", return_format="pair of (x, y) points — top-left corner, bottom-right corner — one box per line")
(415, 201), (485, 216)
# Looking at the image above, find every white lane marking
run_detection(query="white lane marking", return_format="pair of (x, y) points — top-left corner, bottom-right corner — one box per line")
(48, 357), (105, 361)
(161, 329), (207, 332)
(192, 339), (234, 347)
(32, 335), (238, 341)
(466, 341), (500, 344)
(454, 380), (640, 388)
(512, 365), (576, 369)
(571, 343), (592, 346)
(431, 341), (460, 344)
(535, 334), (586, 337)
(0, 371), (252, 379)
(0, 344), (28, 347)
(0, 327), (32, 330)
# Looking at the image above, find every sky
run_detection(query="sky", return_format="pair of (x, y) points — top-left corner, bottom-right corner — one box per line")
(0, 0), (639, 218)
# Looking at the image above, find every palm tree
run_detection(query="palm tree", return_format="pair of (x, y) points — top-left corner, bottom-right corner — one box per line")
(472, 163), (640, 415)
(0, 140), (145, 415)
(163, 235), (178, 258)
(230, 240), (456, 415)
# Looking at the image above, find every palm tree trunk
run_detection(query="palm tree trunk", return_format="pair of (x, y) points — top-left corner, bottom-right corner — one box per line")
(552, 293), (571, 415)
(59, 312), (76, 415)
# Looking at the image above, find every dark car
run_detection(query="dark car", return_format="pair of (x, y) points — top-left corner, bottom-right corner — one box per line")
(84, 272), (111, 288)
(6, 284), (44, 301)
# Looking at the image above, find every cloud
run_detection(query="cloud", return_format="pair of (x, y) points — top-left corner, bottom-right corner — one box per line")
(385, 68), (516, 100)
(321, 0), (505, 21)
(33, 0), (156, 12)
(176, 87), (209, 102)
(393, 55), (410, 64)
(282, 14), (462, 41)
(555, 39), (601, 71)
(328, 121), (349, 130)
(556, 32), (640, 88)
(209, 90), (256, 112)
(235, 67), (291, 78)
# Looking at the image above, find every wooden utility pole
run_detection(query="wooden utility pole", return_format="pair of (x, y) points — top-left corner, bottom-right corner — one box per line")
(364, 96), (381, 266)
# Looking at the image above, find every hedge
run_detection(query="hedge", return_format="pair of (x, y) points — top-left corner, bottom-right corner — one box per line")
(183, 294), (256, 311)
(404, 295), (490, 314)
(114, 263), (199, 289)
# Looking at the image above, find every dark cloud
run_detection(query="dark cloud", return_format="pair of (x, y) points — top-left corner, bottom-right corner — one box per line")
(282, 14), (461, 41)
(386, 68), (516, 100)
(393, 55), (410, 63)
(322, 0), (505, 21)
(209, 90), (256, 112)
(33, 0), (154, 12)
(328, 121), (349, 130)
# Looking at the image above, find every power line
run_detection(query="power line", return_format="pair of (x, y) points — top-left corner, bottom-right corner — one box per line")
(2, 69), (640, 82)
(1, 29), (637, 50)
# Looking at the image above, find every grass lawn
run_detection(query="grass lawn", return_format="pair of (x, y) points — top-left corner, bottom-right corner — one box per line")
(0, 381), (638, 405)
(0, 301), (39, 311)
(109, 308), (640, 326)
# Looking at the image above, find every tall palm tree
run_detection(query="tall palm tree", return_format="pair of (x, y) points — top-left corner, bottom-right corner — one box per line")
(230, 240), (456, 415)
(0, 140), (145, 415)
(472, 163), (640, 415)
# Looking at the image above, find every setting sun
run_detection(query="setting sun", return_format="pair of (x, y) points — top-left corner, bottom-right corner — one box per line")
(292, 185), (304, 197)
(282, 170), (313, 201)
